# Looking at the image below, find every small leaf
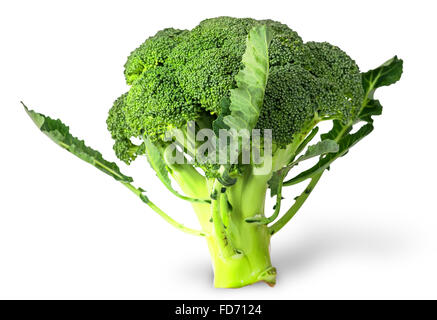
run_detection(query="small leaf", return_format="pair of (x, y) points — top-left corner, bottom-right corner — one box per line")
(268, 170), (282, 197)
(23, 103), (133, 183)
(269, 140), (338, 197)
(284, 124), (374, 186)
(293, 140), (339, 164)
(362, 56), (403, 95)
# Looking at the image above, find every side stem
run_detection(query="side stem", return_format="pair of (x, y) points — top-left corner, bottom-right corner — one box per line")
(122, 182), (208, 237)
(269, 172), (322, 235)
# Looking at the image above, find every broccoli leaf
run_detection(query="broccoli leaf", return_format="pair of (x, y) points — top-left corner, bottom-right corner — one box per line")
(284, 124), (374, 186)
(23, 103), (133, 183)
(223, 25), (272, 132)
(23, 103), (208, 236)
(362, 56), (403, 95)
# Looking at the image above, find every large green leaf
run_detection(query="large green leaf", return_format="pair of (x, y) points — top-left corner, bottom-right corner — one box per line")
(23, 103), (208, 236)
(223, 24), (272, 132)
(23, 103), (133, 183)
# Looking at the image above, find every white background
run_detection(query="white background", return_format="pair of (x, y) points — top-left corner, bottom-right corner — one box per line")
(1, 0), (436, 299)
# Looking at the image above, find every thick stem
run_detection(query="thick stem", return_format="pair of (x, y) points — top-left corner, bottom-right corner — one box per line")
(209, 169), (275, 287)
(172, 165), (275, 287)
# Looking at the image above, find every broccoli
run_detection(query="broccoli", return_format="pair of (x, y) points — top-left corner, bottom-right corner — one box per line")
(23, 17), (403, 288)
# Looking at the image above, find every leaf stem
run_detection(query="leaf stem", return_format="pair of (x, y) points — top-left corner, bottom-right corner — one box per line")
(122, 182), (208, 237)
(269, 173), (323, 235)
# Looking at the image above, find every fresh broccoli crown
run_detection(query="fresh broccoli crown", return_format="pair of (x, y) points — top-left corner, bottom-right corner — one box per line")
(108, 16), (364, 162)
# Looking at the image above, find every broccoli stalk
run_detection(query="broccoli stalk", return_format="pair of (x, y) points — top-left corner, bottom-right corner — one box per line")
(167, 157), (275, 287)
(210, 172), (275, 287)
(23, 17), (403, 288)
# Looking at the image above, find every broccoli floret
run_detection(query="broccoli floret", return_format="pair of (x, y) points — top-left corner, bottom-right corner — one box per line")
(107, 92), (129, 141)
(125, 66), (201, 140)
(124, 28), (189, 85)
(257, 43), (363, 147)
(257, 65), (318, 146)
(304, 41), (364, 119)
(106, 93), (140, 163)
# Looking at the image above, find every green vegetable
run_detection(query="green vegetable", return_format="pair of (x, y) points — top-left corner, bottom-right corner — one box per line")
(23, 17), (403, 288)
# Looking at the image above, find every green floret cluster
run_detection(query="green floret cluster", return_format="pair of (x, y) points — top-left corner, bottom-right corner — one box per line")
(257, 42), (364, 146)
(257, 65), (317, 146)
(124, 28), (189, 85)
(106, 92), (139, 164)
(305, 41), (364, 117)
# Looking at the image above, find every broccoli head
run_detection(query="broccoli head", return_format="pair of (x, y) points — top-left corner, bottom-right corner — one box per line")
(108, 17), (363, 165)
